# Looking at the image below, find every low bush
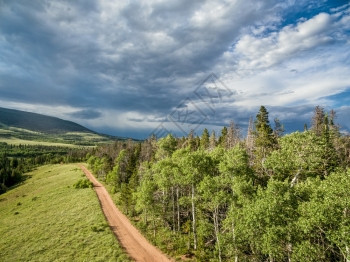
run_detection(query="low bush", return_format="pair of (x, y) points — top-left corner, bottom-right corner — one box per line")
(73, 179), (93, 189)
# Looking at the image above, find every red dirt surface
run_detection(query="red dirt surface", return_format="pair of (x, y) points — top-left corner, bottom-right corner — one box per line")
(80, 165), (172, 262)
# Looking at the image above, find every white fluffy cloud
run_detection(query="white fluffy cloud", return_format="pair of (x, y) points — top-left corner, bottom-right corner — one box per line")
(213, 5), (350, 118)
(231, 9), (348, 70)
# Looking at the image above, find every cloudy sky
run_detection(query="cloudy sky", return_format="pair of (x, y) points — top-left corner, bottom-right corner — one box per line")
(0, 0), (349, 139)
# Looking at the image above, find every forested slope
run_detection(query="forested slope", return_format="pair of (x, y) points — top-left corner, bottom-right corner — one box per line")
(87, 106), (350, 261)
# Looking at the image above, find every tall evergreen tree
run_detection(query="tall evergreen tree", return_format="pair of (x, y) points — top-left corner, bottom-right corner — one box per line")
(254, 106), (277, 184)
(200, 128), (210, 150)
(311, 106), (325, 136)
(254, 106), (276, 151)
(218, 126), (228, 147)
(320, 114), (339, 177)
(106, 149), (129, 191)
(187, 130), (197, 151)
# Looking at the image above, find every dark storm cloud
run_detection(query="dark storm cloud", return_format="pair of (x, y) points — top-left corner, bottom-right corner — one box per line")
(67, 109), (102, 120)
(0, 0), (278, 112)
(0, 0), (349, 138)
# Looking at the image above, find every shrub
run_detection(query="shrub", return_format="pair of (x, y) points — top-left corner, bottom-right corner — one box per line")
(73, 179), (93, 189)
(0, 183), (8, 194)
(91, 223), (108, 232)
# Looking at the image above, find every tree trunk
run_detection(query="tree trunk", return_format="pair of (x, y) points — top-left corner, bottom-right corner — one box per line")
(191, 183), (197, 250)
(214, 207), (222, 262)
(232, 222), (238, 262)
(290, 170), (300, 187)
(162, 189), (166, 215)
(177, 186), (180, 232)
(287, 243), (292, 262)
(172, 186), (175, 233)
(152, 215), (156, 239)
(344, 207), (349, 262)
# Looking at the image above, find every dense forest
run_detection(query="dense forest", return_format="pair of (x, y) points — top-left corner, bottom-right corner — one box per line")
(86, 106), (350, 262)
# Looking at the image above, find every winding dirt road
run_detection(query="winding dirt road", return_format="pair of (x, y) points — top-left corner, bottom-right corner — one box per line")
(80, 165), (172, 262)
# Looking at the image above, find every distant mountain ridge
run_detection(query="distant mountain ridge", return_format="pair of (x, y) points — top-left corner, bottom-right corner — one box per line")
(0, 107), (92, 134)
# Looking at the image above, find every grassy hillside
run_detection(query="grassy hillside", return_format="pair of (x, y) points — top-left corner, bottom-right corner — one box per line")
(0, 127), (113, 147)
(0, 107), (134, 146)
(0, 164), (130, 262)
(0, 107), (91, 134)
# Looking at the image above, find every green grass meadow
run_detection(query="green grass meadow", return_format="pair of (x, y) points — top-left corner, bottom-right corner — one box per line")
(0, 137), (81, 148)
(0, 126), (114, 147)
(0, 164), (129, 262)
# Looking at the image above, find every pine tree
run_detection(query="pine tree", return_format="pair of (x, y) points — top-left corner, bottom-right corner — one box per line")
(187, 130), (197, 151)
(254, 106), (276, 151)
(218, 126), (228, 147)
(200, 128), (210, 150)
(320, 114), (339, 177)
(311, 106), (325, 136)
(254, 106), (277, 184)
(304, 123), (308, 131)
(226, 121), (240, 149)
(106, 149), (129, 191)
(195, 136), (201, 151)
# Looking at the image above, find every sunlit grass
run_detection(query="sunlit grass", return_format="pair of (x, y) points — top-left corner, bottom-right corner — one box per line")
(0, 126), (114, 147)
(0, 137), (81, 147)
(0, 164), (129, 262)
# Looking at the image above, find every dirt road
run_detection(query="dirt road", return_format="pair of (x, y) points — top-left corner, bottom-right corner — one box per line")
(80, 165), (172, 262)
